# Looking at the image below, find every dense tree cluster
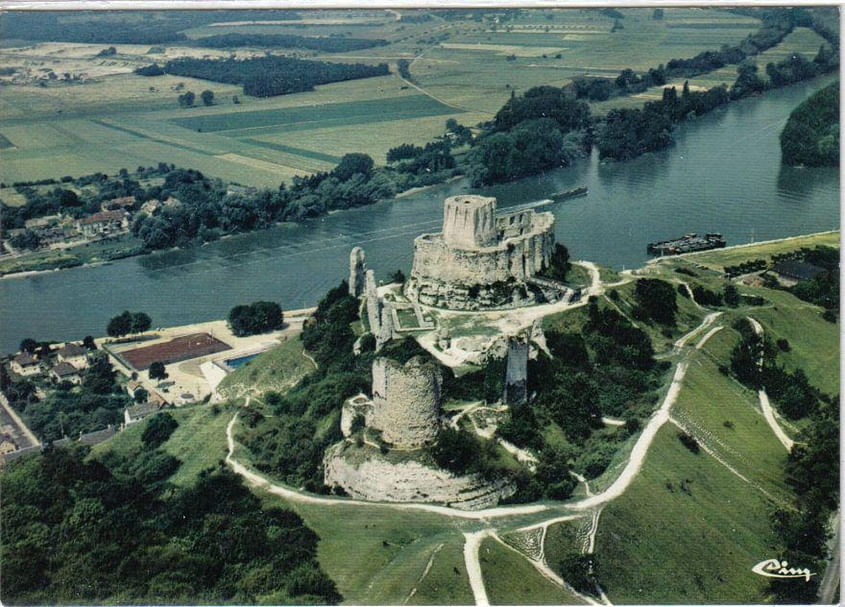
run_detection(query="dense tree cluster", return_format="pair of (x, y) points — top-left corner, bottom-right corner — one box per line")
(107, 310), (152, 337)
(464, 87), (591, 185)
(192, 33), (387, 52)
(632, 278), (677, 325)
(129, 155), (393, 251)
(228, 301), (285, 337)
(237, 282), (367, 491)
(143, 56), (389, 98)
(780, 81), (839, 167)
(0, 445), (340, 604)
(769, 397), (839, 603)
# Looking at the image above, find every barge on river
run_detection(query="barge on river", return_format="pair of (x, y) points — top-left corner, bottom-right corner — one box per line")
(647, 232), (726, 256)
(551, 186), (588, 202)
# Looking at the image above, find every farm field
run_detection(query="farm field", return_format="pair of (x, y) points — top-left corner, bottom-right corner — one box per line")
(412, 8), (760, 114)
(0, 7), (772, 186)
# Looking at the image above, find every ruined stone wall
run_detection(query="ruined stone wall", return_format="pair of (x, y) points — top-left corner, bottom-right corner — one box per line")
(442, 195), (497, 249)
(411, 211), (554, 289)
(349, 247), (366, 297)
(364, 269), (380, 334)
(504, 337), (528, 406)
(324, 443), (515, 510)
(371, 356), (441, 448)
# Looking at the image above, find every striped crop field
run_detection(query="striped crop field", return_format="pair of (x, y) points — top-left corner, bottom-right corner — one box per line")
(169, 95), (463, 135)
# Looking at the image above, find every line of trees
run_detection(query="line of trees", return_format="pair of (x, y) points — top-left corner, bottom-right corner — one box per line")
(192, 33), (387, 53)
(138, 56), (389, 98)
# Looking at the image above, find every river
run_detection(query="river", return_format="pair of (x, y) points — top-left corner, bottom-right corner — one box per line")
(0, 76), (839, 353)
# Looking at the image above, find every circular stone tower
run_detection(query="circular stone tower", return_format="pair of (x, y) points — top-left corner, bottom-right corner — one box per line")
(442, 195), (497, 249)
(370, 356), (442, 448)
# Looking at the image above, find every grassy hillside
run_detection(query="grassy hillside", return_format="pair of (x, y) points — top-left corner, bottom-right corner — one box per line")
(217, 335), (315, 400)
(591, 426), (780, 603)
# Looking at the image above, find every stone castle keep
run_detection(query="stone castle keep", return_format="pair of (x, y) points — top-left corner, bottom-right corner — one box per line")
(325, 355), (514, 509)
(406, 195), (557, 309)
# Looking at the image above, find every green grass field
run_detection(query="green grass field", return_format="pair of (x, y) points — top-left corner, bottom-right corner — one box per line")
(480, 537), (587, 605)
(0, 7), (773, 185)
(283, 499), (476, 605)
(682, 230), (840, 270)
(89, 403), (234, 487)
(593, 425), (780, 604)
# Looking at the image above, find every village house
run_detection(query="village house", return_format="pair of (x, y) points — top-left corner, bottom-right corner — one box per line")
(10, 353), (40, 377)
(57, 343), (89, 369)
(51, 362), (82, 385)
(124, 401), (161, 426)
(102, 195), (136, 211)
(140, 199), (162, 214)
(76, 210), (128, 237)
(771, 260), (826, 287)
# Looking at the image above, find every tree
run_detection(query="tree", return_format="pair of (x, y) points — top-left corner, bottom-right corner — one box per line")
(200, 90), (214, 106)
(133, 387), (149, 403)
(107, 311), (133, 337)
(634, 278), (677, 325)
(390, 269), (406, 284)
(149, 361), (168, 380)
(130, 312), (152, 334)
(228, 301), (284, 336)
(178, 91), (195, 107)
(82, 335), (97, 350)
(543, 243), (571, 282)
(141, 411), (178, 448)
(107, 310), (151, 337)
(723, 283), (740, 306)
(332, 153), (374, 181)
(19, 338), (38, 354)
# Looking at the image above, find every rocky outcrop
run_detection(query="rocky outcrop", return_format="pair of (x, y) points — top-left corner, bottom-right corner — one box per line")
(324, 442), (516, 510)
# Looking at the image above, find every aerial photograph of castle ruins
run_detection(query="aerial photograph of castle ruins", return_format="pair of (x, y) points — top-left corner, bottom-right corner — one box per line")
(0, 3), (840, 605)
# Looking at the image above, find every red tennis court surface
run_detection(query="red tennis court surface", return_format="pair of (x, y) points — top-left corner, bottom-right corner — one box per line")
(120, 333), (231, 371)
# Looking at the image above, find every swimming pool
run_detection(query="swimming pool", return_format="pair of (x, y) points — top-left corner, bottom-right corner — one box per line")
(225, 353), (260, 369)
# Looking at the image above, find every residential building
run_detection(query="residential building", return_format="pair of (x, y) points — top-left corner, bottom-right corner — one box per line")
(102, 195), (136, 211)
(57, 343), (89, 369)
(76, 211), (128, 237)
(51, 362), (82, 385)
(10, 353), (40, 376)
(124, 402), (161, 426)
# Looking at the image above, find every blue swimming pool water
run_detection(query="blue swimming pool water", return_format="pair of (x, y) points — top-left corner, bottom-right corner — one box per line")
(226, 353), (260, 369)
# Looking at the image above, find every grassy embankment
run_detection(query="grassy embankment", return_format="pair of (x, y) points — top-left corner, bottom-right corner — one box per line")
(216, 334), (316, 401)
(541, 235), (838, 603)
(0, 234), (145, 276)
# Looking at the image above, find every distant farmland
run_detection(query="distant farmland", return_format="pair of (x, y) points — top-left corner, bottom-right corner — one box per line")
(0, 7), (779, 186)
(170, 95), (462, 134)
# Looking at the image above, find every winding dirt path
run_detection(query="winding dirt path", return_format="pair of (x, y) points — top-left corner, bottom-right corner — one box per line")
(224, 312), (725, 605)
(463, 531), (491, 606)
(746, 317), (794, 451)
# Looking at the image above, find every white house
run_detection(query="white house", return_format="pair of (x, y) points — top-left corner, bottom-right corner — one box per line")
(10, 353), (40, 377)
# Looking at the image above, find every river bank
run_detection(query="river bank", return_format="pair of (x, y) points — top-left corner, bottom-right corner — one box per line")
(0, 76), (837, 354)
